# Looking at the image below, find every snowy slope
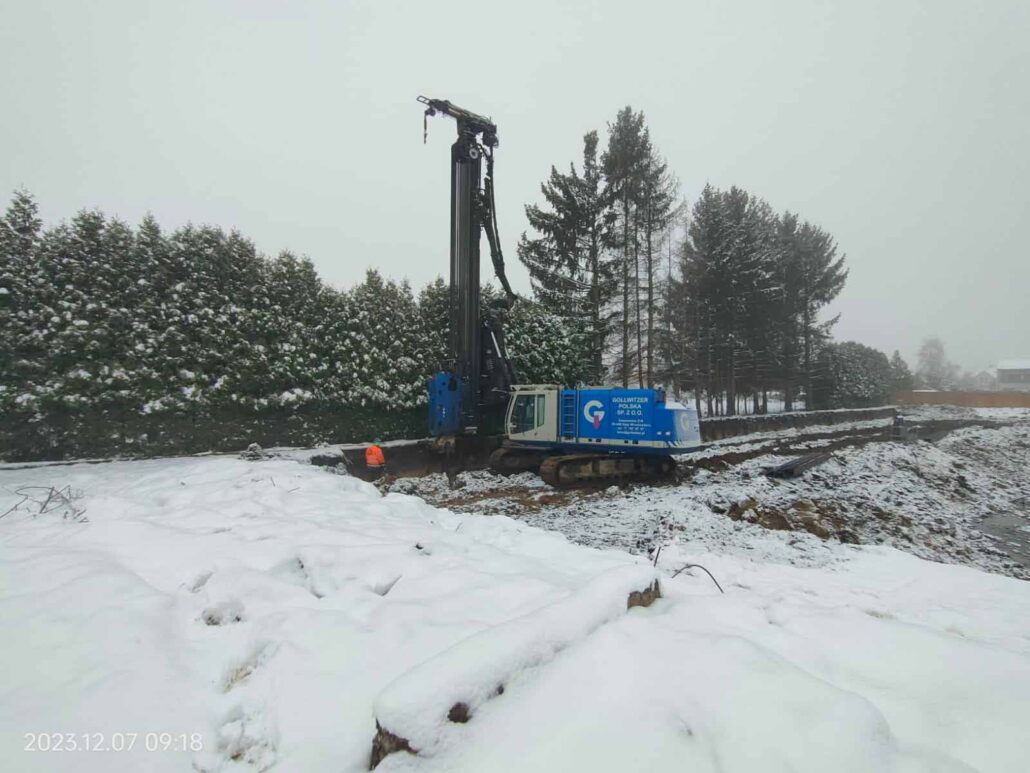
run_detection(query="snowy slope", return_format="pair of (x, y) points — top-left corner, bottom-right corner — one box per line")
(394, 419), (1030, 579)
(1, 457), (1028, 772)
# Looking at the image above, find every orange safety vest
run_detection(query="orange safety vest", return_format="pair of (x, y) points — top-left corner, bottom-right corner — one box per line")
(365, 444), (386, 468)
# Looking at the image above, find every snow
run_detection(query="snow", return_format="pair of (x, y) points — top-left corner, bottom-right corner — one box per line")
(375, 563), (658, 755)
(277, 387), (313, 404)
(2, 455), (1029, 772)
(996, 359), (1030, 371)
(397, 418), (1030, 579)
(428, 545), (1029, 773)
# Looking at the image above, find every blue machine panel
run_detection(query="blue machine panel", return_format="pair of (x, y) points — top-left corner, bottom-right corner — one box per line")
(575, 388), (660, 442)
(428, 371), (462, 437)
(536, 387), (702, 455)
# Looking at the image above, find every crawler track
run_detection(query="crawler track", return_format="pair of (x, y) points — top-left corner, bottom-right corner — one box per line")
(539, 453), (675, 486)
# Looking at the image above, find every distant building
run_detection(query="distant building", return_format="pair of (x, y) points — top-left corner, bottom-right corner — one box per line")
(971, 370), (997, 391)
(996, 360), (1030, 392)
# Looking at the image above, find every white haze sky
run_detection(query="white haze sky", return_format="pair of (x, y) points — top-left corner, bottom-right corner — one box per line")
(2, 0), (1027, 372)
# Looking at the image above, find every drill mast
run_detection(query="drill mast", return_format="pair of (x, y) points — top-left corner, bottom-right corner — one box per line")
(419, 96), (516, 436)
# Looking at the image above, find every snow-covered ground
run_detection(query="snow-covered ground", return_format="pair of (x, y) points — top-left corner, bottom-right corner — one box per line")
(2, 453), (1029, 772)
(393, 411), (1030, 580)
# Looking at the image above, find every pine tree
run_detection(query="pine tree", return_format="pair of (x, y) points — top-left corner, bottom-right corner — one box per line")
(667, 186), (808, 415)
(889, 350), (914, 395)
(639, 140), (678, 387)
(602, 107), (649, 387)
(773, 212), (803, 410)
(671, 184), (727, 414)
(517, 131), (615, 382)
(795, 220), (848, 404)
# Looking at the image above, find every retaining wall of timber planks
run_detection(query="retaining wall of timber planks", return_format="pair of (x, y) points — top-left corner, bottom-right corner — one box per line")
(699, 407), (896, 441)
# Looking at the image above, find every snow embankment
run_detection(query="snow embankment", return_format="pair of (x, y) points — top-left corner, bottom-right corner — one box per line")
(374, 564), (659, 758)
(1, 456), (1028, 773)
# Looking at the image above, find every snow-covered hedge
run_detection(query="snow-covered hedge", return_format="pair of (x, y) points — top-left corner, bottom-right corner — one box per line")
(811, 341), (893, 409)
(0, 192), (588, 460)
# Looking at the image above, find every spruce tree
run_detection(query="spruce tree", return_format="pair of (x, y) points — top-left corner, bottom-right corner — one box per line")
(735, 193), (778, 413)
(889, 350), (914, 395)
(517, 131), (615, 382)
(672, 184), (727, 414)
(795, 221), (848, 404)
(639, 140), (678, 387)
(774, 212), (803, 410)
(602, 107), (649, 387)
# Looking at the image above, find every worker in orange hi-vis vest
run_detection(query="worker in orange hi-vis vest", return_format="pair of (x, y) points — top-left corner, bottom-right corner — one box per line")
(365, 440), (386, 480)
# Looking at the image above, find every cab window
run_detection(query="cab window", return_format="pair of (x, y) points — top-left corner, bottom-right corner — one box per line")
(511, 394), (537, 433)
(512, 393), (548, 433)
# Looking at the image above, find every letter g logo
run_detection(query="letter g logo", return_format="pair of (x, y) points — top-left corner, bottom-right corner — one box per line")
(583, 400), (605, 429)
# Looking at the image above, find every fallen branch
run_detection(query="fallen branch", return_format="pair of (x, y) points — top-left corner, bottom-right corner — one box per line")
(369, 566), (661, 767)
(0, 490), (30, 520)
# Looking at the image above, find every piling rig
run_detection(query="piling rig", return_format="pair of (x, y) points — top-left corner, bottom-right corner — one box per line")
(419, 96), (702, 485)
(419, 96), (517, 450)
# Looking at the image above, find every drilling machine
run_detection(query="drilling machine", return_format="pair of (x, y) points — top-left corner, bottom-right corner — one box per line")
(419, 96), (517, 450)
(419, 96), (702, 485)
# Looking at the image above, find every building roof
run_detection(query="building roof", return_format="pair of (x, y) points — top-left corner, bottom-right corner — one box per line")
(997, 359), (1030, 371)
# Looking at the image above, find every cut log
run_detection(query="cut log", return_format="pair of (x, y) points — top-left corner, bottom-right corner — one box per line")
(369, 722), (415, 770)
(627, 579), (662, 609)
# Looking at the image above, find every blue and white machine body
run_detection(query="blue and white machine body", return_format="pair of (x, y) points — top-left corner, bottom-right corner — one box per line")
(504, 385), (702, 455)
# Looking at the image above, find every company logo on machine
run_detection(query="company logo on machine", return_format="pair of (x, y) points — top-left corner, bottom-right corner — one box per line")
(583, 400), (605, 429)
(677, 411), (693, 434)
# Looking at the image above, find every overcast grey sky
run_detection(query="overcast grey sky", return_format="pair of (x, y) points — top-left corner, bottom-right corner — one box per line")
(2, 0), (1027, 372)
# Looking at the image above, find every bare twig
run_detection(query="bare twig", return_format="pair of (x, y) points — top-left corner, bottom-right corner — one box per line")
(671, 563), (725, 593)
(39, 486), (58, 514)
(2, 485), (87, 522)
(0, 491), (30, 520)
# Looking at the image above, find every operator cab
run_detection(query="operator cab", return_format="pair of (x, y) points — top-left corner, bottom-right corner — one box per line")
(505, 385), (559, 444)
